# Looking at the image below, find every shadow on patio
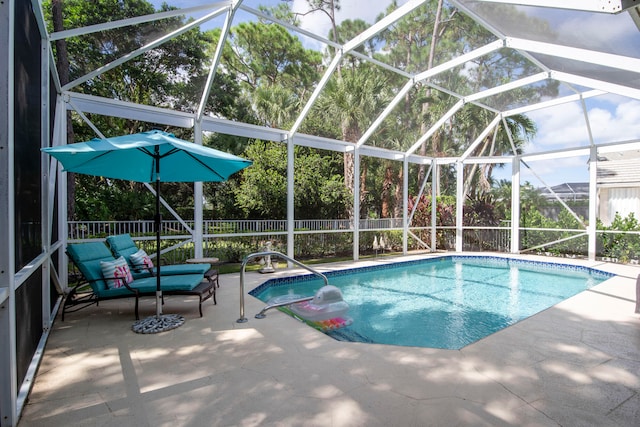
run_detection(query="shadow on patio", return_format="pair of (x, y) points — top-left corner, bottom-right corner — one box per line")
(19, 263), (640, 427)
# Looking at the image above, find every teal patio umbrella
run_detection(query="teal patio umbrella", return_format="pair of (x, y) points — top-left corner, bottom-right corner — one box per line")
(43, 130), (252, 332)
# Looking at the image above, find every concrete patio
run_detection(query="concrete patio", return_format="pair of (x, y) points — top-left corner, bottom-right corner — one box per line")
(18, 255), (640, 426)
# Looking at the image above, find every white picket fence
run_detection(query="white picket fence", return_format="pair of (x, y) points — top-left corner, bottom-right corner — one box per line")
(67, 218), (406, 240)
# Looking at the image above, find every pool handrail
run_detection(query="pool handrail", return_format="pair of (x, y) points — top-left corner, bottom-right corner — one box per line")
(237, 251), (329, 323)
(254, 295), (314, 319)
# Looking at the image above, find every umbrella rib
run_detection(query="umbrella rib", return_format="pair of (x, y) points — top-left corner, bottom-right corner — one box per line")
(158, 147), (181, 159)
(183, 151), (226, 181)
(135, 147), (160, 182)
(137, 146), (156, 157)
(67, 150), (114, 171)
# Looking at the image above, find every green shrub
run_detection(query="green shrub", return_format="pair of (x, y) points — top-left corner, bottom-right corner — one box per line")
(598, 213), (640, 262)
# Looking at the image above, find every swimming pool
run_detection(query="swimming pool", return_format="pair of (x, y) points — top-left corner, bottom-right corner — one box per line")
(250, 256), (614, 349)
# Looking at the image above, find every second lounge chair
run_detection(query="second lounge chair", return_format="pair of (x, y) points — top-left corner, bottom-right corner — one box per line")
(106, 233), (214, 280)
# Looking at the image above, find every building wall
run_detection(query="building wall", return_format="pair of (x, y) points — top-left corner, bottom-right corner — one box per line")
(599, 187), (640, 225)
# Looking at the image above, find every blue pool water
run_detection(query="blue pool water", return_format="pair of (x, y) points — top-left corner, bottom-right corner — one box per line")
(250, 256), (614, 350)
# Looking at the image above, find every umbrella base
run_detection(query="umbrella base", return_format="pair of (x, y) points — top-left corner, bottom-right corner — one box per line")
(132, 314), (185, 334)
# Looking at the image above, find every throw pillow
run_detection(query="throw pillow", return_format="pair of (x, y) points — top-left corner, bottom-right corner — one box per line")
(100, 256), (134, 289)
(130, 248), (154, 273)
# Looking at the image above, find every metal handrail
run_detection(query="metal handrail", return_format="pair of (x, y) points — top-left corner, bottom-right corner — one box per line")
(237, 251), (329, 323)
(254, 295), (314, 319)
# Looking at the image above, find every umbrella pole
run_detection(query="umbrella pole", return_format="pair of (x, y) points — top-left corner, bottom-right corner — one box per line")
(132, 152), (184, 334)
(156, 176), (162, 318)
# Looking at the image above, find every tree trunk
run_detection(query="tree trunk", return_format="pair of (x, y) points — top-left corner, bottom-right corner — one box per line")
(394, 167), (403, 218)
(463, 128), (495, 197)
(52, 0), (76, 219)
(418, 0), (444, 182)
(359, 158), (367, 218)
(343, 119), (363, 220)
(381, 164), (393, 218)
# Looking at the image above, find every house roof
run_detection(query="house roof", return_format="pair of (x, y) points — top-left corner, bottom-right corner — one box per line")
(541, 182), (589, 194)
(597, 158), (640, 186)
(539, 182), (589, 200)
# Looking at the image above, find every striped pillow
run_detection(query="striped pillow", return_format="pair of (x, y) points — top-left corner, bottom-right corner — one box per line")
(100, 256), (134, 289)
(130, 249), (154, 273)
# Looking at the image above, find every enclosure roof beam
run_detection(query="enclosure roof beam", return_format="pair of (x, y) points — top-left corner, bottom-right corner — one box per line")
(597, 139), (640, 154)
(426, 82), (498, 113)
(63, 7), (227, 91)
(474, 0), (636, 14)
(202, 116), (286, 141)
(49, 2), (233, 41)
(503, 89), (605, 116)
(506, 37), (640, 74)
(360, 145), (429, 163)
(65, 92), (434, 163)
(502, 116), (519, 156)
(463, 156), (514, 164)
(464, 72), (549, 103)
(239, 4), (340, 49)
(343, 0), (428, 53)
(288, 0), (428, 138)
(460, 114), (502, 161)
(288, 53), (343, 137)
(67, 92), (195, 128)
(414, 40), (504, 83)
(30, 0), (62, 93)
(406, 99), (465, 156)
(551, 71), (640, 101)
(357, 79), (416, 147)
(241, 4), (412, 80)
(197, 4), (239, 121)
(521, 147), (591, 162)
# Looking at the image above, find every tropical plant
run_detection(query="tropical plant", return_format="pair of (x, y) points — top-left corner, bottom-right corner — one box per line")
(235, 141), (349, 220)
(312, 64), (392, 218)
(598, 213), (640, 262)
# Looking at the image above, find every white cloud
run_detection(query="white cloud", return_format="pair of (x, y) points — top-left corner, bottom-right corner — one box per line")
(526, 98), (640, 152)
(526, 103), (590, 151)
(591, 99), (640, 143)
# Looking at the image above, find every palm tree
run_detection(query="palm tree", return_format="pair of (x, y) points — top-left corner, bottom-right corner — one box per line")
(253, 85), (300, 129)
(461, 108), (536, 198)
(314, 65), (391, 218)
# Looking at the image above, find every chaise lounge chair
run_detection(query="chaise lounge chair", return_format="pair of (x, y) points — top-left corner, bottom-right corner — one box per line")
(106, 233), (217, 283)
(64, 242), (216, 321)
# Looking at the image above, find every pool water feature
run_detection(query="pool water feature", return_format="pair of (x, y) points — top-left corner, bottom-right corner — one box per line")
(250, 256), (614, 350)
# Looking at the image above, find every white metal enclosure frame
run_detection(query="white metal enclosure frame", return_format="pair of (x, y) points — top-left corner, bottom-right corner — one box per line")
(1, 1), (639, 425)
(43, 0), (640, 265)
(0, 1), (17, 425)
